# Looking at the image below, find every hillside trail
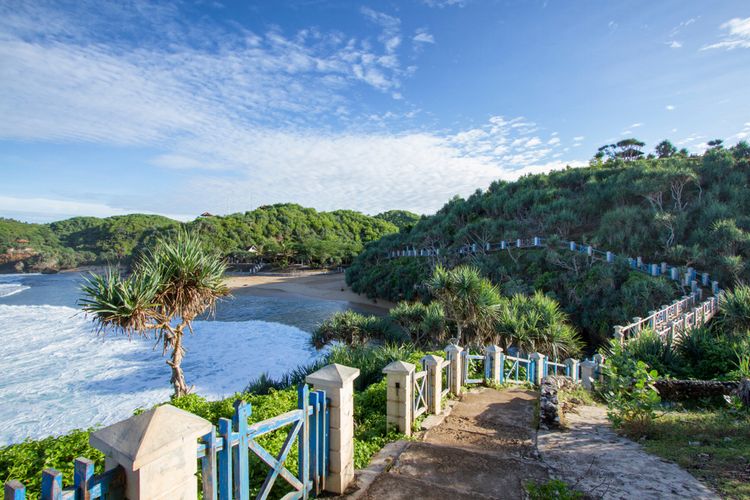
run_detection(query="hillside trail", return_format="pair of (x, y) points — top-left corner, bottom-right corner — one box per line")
(347, 387), (718, 500)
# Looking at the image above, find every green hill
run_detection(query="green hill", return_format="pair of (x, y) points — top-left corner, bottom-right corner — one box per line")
(0, 204), (401, 272)
(346, 141), (750, 346)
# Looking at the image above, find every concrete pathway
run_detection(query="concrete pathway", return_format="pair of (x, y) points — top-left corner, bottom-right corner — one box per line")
(537, 404), (719, 500)
(353, 387), (549, 499)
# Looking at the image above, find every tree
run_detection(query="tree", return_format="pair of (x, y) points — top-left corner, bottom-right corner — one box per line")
(655, 139), (677, 159)
(425, 265), (501, 345)
(707, 139), (724, 150)
(615, 138), (645, 161)
(732, 140), (750, 160)
(80, 231), (229, 397)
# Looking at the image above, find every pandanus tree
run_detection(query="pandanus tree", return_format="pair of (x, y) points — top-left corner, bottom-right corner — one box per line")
(80, 231), (229, 397)
(426, 265), (501, 345)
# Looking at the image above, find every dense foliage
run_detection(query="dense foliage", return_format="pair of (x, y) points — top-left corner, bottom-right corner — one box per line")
(0, 204), (403, 272)
(349, 141), (750, 347)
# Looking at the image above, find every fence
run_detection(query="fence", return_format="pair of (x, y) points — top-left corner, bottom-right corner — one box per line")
(387, 236), (724, 343)
(4, 364), (361, 500)
(382, 344), (607, 435)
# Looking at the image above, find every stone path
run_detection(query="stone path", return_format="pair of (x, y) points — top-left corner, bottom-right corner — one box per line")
(352, 387), (548, 499)
(537, 404), (719, 500)
(349, 387), (719, 499)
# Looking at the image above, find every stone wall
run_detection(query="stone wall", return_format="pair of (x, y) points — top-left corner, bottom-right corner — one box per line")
(654, 379), (740, 401)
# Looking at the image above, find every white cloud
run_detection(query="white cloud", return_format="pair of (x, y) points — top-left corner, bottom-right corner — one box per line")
(668, 40), (682, 48)
(413, 29), (435, 44)
(0, 195), (191, 222)
(630, 122), (643, 128)
(0, 2), (585, 218)
(702, 17), (750, 50)
(666, 105), (675, 111)
(573, 136), (585, 142)
(548, 137), (560, 145)
(421, 0), (466, 7)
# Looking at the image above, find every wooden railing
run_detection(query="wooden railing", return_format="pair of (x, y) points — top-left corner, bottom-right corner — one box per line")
(413, 370), (428, 419)
(387, 236), (724, 343)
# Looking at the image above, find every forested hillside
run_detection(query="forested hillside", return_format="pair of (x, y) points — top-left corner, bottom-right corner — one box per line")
(347, 140), (750, 346)
(0, 204), (412, 272)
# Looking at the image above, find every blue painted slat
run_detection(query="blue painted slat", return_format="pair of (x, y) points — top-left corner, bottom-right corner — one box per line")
(232, 401), (250, 500)
(41, 469), (62, 500)
(498, 353), (505, 383)
(217, 418), (233, 500)
(201, 430), (219, 500)
(254, 419), (304, 499)
(308, 391), (320, 495)
(298, 384), (310, 499)
(73, 458), (93, 500)
(4, 481), (25, 500)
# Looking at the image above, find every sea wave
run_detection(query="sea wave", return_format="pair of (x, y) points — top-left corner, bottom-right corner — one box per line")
(0, 304), (323, 445)
(0, 284), (30, 298)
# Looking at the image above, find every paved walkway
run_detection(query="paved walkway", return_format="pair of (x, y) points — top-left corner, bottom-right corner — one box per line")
(350, 387), (719, 499)
(354, 387), (548, 499)
(537, 404), (718, 500)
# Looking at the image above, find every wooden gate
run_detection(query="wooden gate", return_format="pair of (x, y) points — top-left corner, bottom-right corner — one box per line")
(197, 384), (328, 500)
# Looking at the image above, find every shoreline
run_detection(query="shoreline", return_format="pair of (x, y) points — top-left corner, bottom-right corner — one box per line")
(223, 271), (395, 313)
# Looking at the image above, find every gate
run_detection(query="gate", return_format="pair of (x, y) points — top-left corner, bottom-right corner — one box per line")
(197, 384), (328, 500)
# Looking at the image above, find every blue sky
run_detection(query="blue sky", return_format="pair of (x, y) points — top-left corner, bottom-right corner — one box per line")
(1, 0), (749, 222)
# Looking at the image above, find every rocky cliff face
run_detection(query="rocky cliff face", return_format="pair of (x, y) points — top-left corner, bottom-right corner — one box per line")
(0, 248), (60, 273)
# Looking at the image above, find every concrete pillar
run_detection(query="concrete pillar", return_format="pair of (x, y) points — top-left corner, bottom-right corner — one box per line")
(382, 361), (414, 437)
(444, 344), (463, 396)
(648, 310), (657, 329)
(712, 281), (719, 295)
(564, 358), (579, 381)
(89, 404), (212, 500)
(587, 245), (593, 256)
(534, 236), (541, 246)
(661, 262), (668, 274)
(613, 325), (624, 343)
(485, 345), (502, 384)
(636, 256), (643, 267)
(517, 238), (522, 247)
(569, 241), (576, 251)
(580, 361), (596, 390)
(650, 264), (659, 276)
(691, 280), (698, 294)
(702, 272), (710, 286)
(306, 363), (360, 494)
(421, 355), (444, 415)
(529, 353), (546, 385)
(501, 240), (506, 250)
(606, 251), (613, 263)
(671, 267), (679, 280)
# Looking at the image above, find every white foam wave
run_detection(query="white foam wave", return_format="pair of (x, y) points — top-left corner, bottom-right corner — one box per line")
(0, 283), (30, 297)
(0, 304), (322, 445)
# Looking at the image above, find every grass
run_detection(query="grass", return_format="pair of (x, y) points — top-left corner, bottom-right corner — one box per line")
(634, 408), (750, 499)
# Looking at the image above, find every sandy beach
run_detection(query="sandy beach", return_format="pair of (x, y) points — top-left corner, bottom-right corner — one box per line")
(223, 271), (395, 312)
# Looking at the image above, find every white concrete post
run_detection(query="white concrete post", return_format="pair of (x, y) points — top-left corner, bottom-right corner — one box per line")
(661, 262), (668, 274)
(89, 404), (212, 500)
(592, 354), (605, 383)
(382, 361), (415, 437)
(671, 267), (679, 281)
(702, 272), (710, 286)
(517, 238), (522, 247)
(712, 281), (719, 294)
(529, 353), (546, 385)
(587, 245), (593, 256)
(606, 251), (613, 263)
(580, 361), (596, 391)
(632, 317), (642, 334)
(421, 355), (443, 415)
(564, 358), (579, 381)
(569, 241), (576, 251)
(501, 240), (506, 249)
(637, 256), (643, 267)
(306, 363), (360, 494)
(691, 280), (698, 294)
(485, 345), (502, 384)
(444, 344), (463, 396)
(613, 325), (624, 343)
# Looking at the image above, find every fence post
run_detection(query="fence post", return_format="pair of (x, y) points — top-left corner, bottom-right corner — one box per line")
(306, 364), (360, 494)
(485, 345), (502, 384)
(580, 360), (596, 390)
(4, 481), (25, 500)
(444, 344), (463, 396)
(661, 262), (668, 274)
(613, 325), (624, 343)
(382, 361), (415, 437)
(421, 355), (443, 415)
(564, 358), (579, 382)
(606, 251), (613, 263)
(632, 317), (642, 335)
(569, 241), (576, 251)
(529, 353), (546, 385)
(89, 404), (212, 500)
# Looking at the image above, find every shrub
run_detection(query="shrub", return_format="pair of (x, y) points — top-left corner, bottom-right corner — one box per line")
(675, 327), (739, 380)
(310, 310), (404, 348)
(715, 284), (750, 337)
(526, 479), (584, 500)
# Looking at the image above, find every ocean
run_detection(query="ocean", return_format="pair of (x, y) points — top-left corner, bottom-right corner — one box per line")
(0, 272), (364, 446)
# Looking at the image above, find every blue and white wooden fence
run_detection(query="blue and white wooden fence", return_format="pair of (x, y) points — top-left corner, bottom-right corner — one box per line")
(387, 236), (724, 343)
(413, 369), (429, 419)
(196, 384), (328, 500)
(3, 462), (125, 500)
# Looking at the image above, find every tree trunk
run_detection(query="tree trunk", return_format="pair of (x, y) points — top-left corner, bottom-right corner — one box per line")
(167, 329), (189, 398)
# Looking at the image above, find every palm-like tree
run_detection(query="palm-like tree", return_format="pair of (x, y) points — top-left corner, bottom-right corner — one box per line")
(426, 265), (501, 345)
(80, 231), (229, 397)
(495, 292), (582, 358)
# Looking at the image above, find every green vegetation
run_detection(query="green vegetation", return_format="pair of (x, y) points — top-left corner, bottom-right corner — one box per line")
(526, 479), (584, 500)
(347, 140), (750, 348)
(0, 343), (432, 498)
(81, 231), (229, 397)
(1, 204), (406, 272)
(632, 409), (750, 499)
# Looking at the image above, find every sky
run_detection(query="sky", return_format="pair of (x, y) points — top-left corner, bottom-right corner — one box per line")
(1, 1), (749, 223)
